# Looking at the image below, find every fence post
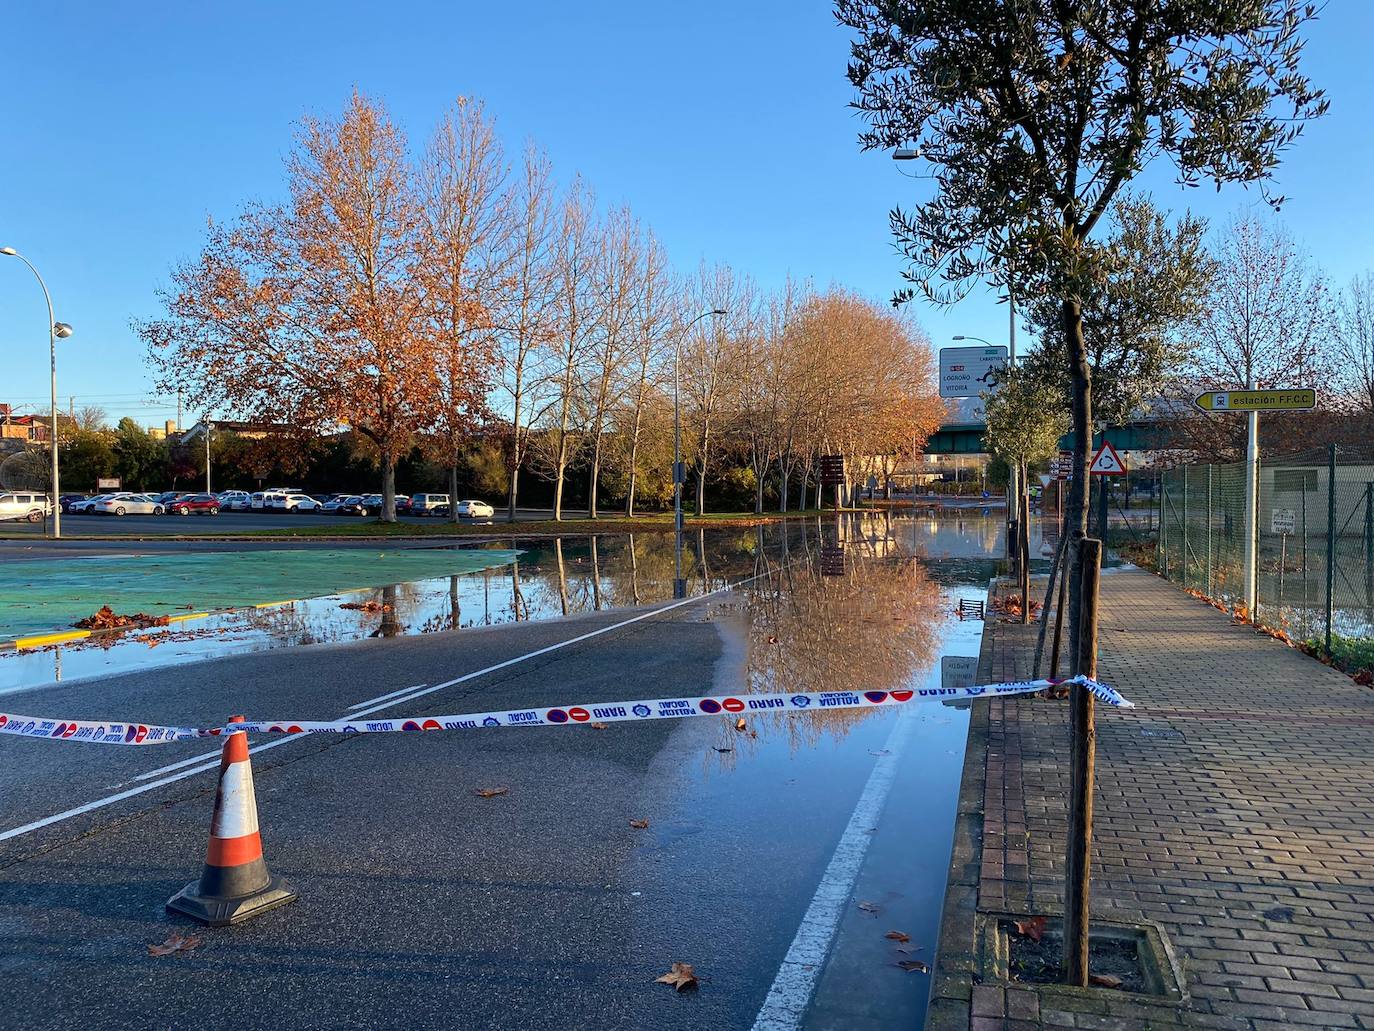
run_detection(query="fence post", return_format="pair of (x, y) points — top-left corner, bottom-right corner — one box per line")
(1326, 444), (1337, 654)
(1302, 486), (1309, 635)
(1364, 483), (1373, 609)
(1182, 466), (1190, 588)
(1206, 464), (1214, 595)
(1159, 478), (1168, 577)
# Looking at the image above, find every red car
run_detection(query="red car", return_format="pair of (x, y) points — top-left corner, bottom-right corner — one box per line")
(167, 493), (220, 516)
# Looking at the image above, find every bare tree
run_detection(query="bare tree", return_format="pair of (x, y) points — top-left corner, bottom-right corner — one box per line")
(1338, 272), (1374, 413)
(682, 263), (751, 516)
(497, 145), (560, 521)
(584, 207), (636, 517)
(1189, 213), (1335, 395)
(418, 97), (510, 519)
(622, 232), (676, 516)
(543, 179), (599, 520)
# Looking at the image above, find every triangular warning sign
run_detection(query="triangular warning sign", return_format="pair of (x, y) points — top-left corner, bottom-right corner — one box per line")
(1089, 441), (1127, 476)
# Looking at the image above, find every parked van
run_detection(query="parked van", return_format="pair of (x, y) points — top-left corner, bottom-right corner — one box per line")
(409, 493), (451, 516)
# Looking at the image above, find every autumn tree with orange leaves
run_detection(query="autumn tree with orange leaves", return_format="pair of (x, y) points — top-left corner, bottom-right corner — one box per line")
(140, 92), (442, 520)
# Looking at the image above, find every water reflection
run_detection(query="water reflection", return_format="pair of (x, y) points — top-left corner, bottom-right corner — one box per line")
(0, 512), (1003, 694)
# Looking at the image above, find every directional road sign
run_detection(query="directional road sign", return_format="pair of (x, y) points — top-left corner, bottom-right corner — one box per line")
(1089, 441), (1127, 476)
(939, 346), (1008, 399)
(1194, 388), (1316, 412)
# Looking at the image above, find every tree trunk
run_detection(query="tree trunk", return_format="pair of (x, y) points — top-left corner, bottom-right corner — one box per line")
(755, 473), (764, 515)
(507, 459), (520, 523)
(778, 453), (790, 514)
(587, 441), (601, 519)
(1062, 296), (1093, 666)
(695, 471), (706, 517)
(449, 463), (460, 524)
(381, 452), (397, 522)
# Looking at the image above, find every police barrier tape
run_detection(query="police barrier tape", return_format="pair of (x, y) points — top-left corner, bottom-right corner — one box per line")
(0, 675), (1130, 747)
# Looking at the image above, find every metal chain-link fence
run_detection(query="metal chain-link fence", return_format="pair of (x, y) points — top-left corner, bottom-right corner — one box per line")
(1156, 445), (1374, 649)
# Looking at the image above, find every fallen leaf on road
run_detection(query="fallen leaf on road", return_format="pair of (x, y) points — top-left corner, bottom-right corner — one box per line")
(148, 933), (202, 957)
(857, 901), (880, 915)
(655, 962), (699, 992)
(895, 959), (929, 973)
(1088, 973), (1123, 989)
(870, 749), (891, 756)
(629, 819), (650, 829)
(885, 930), (910, 943)
(1011, 915), (1048, 941)
(590, 722), (610, 730)
(712, 746), (732, 753)
(734, 718), (747, 732)
(473, 786), (509, 798)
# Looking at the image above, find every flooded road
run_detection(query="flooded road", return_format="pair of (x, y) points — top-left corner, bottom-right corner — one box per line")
(0, 511), (1013, 1030)
(0, 511), (1025, 695)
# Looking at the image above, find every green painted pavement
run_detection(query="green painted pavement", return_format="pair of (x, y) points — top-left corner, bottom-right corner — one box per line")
(0, 547), (521, 637)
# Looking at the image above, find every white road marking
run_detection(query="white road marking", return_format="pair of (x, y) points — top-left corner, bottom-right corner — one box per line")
(0, 587), (738, 844)
(346, 683), (428, 711)
(751, 708), (918, 1031)
(0, 736), (297, 843)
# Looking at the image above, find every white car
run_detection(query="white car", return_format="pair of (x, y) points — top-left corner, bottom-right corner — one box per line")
(68, 494), (112, 514)
(281, 493), (323, 513)
(93, 493), (165, 516)
(218, 490), (252, 511)
(0, 492), (51, 523)
(454, 499), (495, 519)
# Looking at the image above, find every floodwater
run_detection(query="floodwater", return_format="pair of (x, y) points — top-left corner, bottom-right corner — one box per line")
(0, 512), (1019, 694)
(0, 511), (1013, 1026)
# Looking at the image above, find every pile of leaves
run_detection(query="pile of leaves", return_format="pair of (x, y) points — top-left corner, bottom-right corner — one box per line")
(339, 600), (392, 613)
(73, 606), (171, 631)
(991, 593), (1041, 621)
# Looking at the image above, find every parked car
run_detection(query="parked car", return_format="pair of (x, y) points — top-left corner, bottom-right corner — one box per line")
(0, 492), (51, 522)
(58, 493), (89, 513)
(360, 493), (384, 515)
(249, 491), (267, 511)
(218, 490), (252, 511)
(155, 491), (191, 507)
(281, 493), (323, 513)
(167, 493), (220, 516)
(454, 499), (495, 520)
(69, 494), (113, 514)
(323, 495), (366, 515)
(410, 493), (451, 516)
(93, 493), (165, 516)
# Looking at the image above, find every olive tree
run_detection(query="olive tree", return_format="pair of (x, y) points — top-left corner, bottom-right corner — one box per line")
(838, 0), (1326, 670)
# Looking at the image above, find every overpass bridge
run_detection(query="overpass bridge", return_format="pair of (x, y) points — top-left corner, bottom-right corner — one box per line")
(925, 397), (1171, 455)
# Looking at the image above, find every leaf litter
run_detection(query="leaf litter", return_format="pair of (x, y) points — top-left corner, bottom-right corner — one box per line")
(148, 933), (202, 957)
(655, 962), (699, 992)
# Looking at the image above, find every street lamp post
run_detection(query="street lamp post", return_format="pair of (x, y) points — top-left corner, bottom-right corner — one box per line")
(674, 308), (727, 599)
(954, 332), (1017, 553)
(1, 247), (73, 539)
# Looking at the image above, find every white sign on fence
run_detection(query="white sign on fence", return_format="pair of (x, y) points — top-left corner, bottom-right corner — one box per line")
(938, 346), (1008, 399)
(1271, 508), (1296, 535)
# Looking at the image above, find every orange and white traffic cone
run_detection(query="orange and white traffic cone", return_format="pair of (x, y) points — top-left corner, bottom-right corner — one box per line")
(166, 715), (296, 926)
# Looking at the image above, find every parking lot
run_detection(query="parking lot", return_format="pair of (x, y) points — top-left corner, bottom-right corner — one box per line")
(0, 507), (587, 538)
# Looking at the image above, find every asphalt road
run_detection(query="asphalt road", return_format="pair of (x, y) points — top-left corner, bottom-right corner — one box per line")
(0, 582), (977, 1030)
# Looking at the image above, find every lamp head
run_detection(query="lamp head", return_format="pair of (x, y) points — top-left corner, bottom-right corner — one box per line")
(0, 247), (17, 256)
(892, 148), (921, 161)
(952, 335), (967, 341)
(711, 309), (727, 316)
(54, 322), (74, 339)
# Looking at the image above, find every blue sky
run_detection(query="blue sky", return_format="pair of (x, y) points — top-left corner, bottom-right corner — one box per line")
(2, 1), (1371, 426)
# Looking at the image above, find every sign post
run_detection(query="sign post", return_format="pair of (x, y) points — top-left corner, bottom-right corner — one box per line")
(1089, 442), (1126, 540)
(1195, 386), (1317, 618)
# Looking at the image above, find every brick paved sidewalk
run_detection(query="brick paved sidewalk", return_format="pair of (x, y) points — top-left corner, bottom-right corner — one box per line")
(928, 567), (1374, 1030)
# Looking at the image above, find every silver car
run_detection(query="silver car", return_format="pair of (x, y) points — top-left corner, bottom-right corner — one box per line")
(93, 493), (165, 516)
